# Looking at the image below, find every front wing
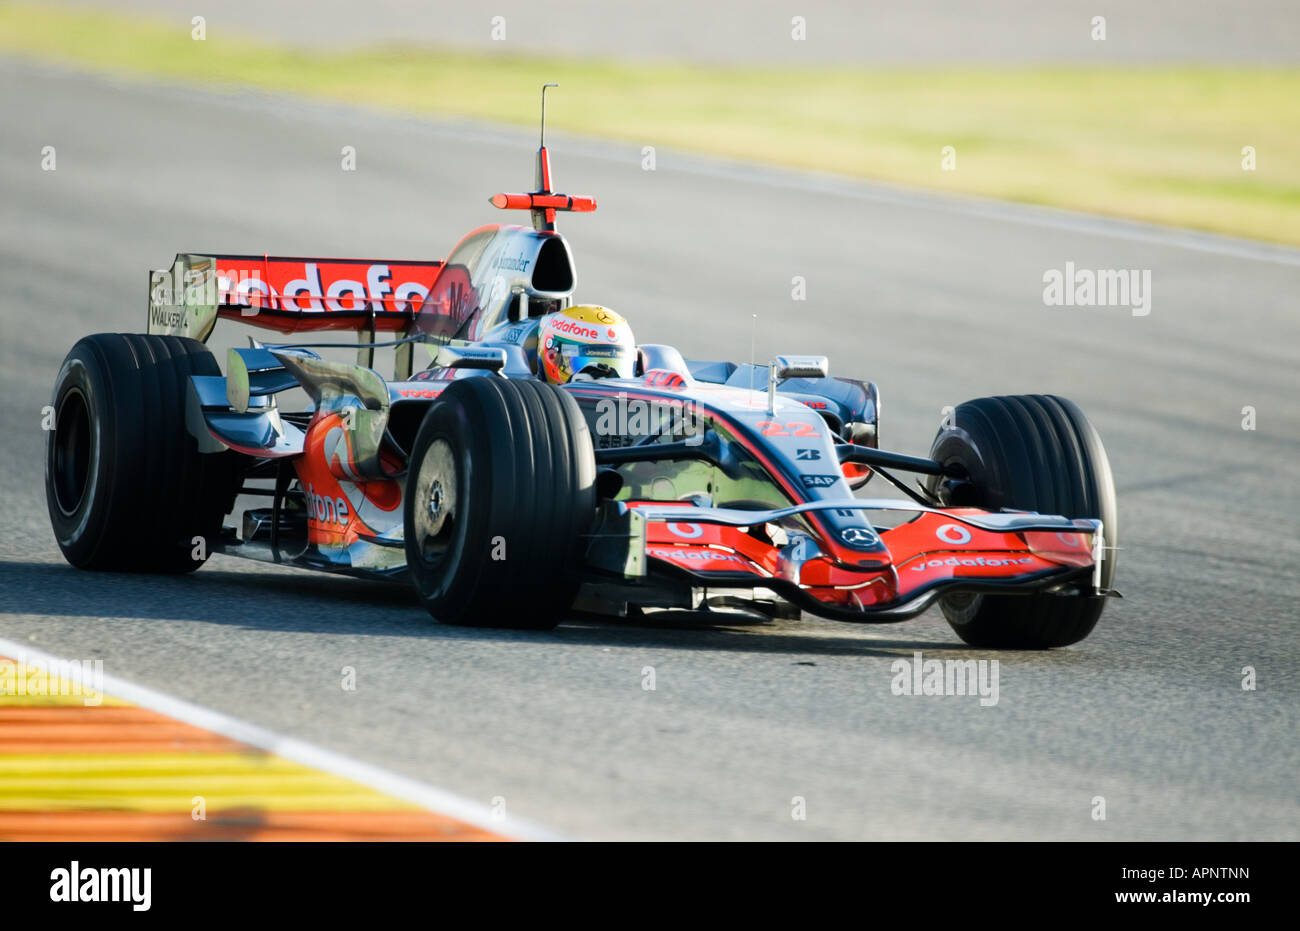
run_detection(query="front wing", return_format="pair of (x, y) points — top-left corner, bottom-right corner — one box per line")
(589, 498), (1105, 622)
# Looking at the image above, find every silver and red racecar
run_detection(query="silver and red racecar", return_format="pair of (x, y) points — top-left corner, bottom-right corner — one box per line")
(45, 95), (1118, 649)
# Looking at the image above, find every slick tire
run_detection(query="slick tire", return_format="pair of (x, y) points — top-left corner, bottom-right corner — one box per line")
(46, 333), (242, 573)
(925, 394), (1117, 649)
(404, 376), (597, 629)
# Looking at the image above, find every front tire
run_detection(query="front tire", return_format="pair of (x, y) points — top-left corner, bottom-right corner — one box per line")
(404, 376), (596, 629)
(926, 394), (1117, 649)
(45, 333), (241, 572)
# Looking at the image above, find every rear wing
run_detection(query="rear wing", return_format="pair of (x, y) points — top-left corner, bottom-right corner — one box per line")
(147, 253), (443, 341)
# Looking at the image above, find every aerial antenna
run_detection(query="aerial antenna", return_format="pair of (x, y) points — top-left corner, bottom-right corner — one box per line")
(536, 82), (559, 197)
(540, 82), (558, 149)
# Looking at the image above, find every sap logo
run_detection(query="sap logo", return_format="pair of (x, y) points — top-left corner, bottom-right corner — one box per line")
(305, 483), (350, 526)
(800, 474), (839, 488)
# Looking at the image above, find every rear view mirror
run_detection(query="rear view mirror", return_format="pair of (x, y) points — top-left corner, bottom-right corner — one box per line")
(774, 355), (829, 381)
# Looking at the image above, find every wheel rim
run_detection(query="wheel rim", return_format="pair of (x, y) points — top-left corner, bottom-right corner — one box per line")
(411, 438), (459, 567)
(52, 387), (93, 517)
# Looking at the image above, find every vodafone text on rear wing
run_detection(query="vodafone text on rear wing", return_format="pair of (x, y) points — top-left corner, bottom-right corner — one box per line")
(148, 253), (444, 375)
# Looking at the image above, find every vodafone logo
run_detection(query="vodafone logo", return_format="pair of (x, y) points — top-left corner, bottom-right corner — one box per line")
(305, 482), (350, 526)
(667, 522), (703, 539)
(909, 555), (1032, 572)
(936, 523), (973, 545)
(549, 317), (599, 339)
(649, 547), (743, 565)
(607, 328), (617, 339)
(217, 262), (432, 313)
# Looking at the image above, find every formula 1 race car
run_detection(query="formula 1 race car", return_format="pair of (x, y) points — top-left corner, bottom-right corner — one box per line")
(44, 90), (1118, 648)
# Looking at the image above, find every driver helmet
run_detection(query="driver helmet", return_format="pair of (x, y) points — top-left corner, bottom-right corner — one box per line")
(537, 305), (636, 383)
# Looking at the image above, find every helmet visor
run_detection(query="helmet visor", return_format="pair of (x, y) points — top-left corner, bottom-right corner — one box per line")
(560, 342), (636, 380)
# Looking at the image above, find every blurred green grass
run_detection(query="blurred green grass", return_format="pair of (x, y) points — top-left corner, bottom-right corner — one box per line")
(2, 3), (1297, 245)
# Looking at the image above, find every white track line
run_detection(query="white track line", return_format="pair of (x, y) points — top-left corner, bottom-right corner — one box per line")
(0, 636), (566, 842)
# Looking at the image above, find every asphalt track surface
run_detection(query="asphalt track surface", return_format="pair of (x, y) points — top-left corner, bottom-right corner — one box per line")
(49, 0), (1300, 64)
(1, 59), (1297, 840)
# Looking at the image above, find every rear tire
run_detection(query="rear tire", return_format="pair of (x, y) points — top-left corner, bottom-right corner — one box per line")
(45, 333), (242, 572)
(404, 377), (596, 629)
(926, 394), (1117, 649)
